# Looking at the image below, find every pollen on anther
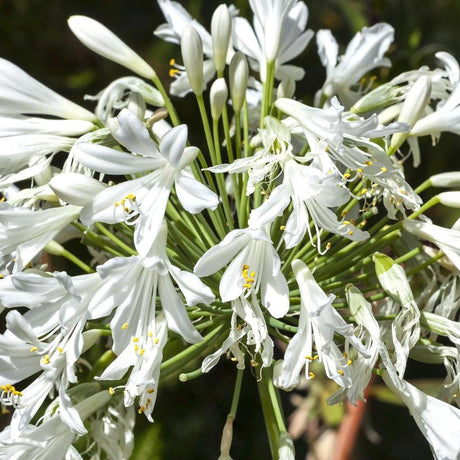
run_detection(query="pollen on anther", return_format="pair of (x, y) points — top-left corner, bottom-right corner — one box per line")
(347, 359), (352, 366)
(280, 225), (285, 231)
(338, 369), (344, 375)
(108, 387), (115, 396)
(381, 167), (387, 173)
(147, 388), (155, 394)
(250, 359), (259, 367)
(148, 331), (153, 337)
(121, 322), (129, 330)
(58, 347), (63, 354)
(132, 337), (139, 343)
(169, 58), (176, 66)
(154, 338), (159, 344)
(30, 346), (38, 352)
(309, 372), (316, 379)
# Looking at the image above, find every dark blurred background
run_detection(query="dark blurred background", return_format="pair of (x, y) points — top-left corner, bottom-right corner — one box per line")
(1, 1), (460, 458)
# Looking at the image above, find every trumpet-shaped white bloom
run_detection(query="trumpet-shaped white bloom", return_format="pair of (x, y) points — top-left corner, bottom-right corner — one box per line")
(275, 260), (368, 391)
(233, 0), (313, 82)
(249, 159), (369, 249)
(382, 371), (460, 460)
(0, 205), (81, 272)
(316, 23), (394, 107)
(68, 16), (156, 79)
(0, 391), (111, 460)
(194, 226), (289, 318)
(0, 270), (103, 434)
(411, 52), (460, 138)
(74, 109), (218, 258)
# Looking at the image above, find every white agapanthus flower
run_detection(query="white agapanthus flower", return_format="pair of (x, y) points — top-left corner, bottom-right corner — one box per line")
(194, 225), (289, 318)
(274, 260), (368, 391)
(316, 23), (394, 107)
(232, 0), (313, 81)
(0, 270), (103, 435)
(0, 205), (81, 272)
(74, 109), (218, 258)
(382, 371), (460, 460)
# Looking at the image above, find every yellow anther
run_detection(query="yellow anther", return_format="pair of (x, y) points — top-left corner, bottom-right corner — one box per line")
(231, 357), (238, 362)
(343, 352), (348, 358)
(58, 347), (63, 354)
(123, 207), (130, 213)
(365, 160), (373, 166)
(169, 68), (180, 77)
(348, 230), (354, 236)
(326, 242), (332, 250)
(242, 264), (249, 270)
(380, 167), (387, 173)
(343, 173), (351, 179)
(360, 188), (368, 195)
(343, 220), (351, 225)
(250, 359), (259, 367)
(30, 346), (38, 352)
(338, 369), (344, 376)
(114, 202), (120, 207)
(122, 322), (129, 330)
(108, 387), (115, 395)
(147, 388), (155, 394)
(243, 283), (252, 289)
(305, 355), (313, 361)
(42, 355), (50, 365)
(347, 359), (352, 366)
(313, 355), (319, 360)
(309, 372), (316, 379)
(132, 337), (139, 343)
(138, 407), (145, 414)
(357, 168), (364, 173)
(146, 398), (152, 404)
(0, 197), (5, 203)
(154, 338), (159, 344)
(280, 225), (285, 231)
(250, 271), (256, 278)
(134, 345), (139, 351)
(360, 220), (367, 227)
(169, 58), (176, 66)
(120, 199), (126, 205)
(125, 193), (136, 200)
(148, 331), (153, 337)
(139, 349), (145, 356)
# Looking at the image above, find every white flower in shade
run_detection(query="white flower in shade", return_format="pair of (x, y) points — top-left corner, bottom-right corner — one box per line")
(0, 58), (96, 122)
(328, 285), (401, 405)
(74, 109), (218, 258)
(316, 23), (394, 107)
(0, 390), (111, 460)
(403, 219), (460, 271)
(155, 0), (236, 97)
(0, 205), (81, 272)
(85, 76), (164, 123)
(274, 260), (368, 391)
(68, 16), (156, 79)
(249, 159), (369, 250)
(374, 253), (420, 378)
(411, 52), (460, 138)
(194, 226), (289, 318)
(232, 0), (313, 81)
(382, 371), (460, 460)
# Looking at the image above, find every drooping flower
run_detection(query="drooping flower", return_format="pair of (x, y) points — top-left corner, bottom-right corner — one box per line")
(274, 260), (368, 391)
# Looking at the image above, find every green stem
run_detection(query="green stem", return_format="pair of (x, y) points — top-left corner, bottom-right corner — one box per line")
(152, 75), (180, 127)
(61, 248), (95, 273)
(407, 195), (440, 220)
(229, 368), (244, 417)
(96, 223), (137, 256)
(260, 60), (276, 128)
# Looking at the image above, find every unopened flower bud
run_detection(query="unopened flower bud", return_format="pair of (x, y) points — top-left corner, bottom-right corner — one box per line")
(277, 79), (295, 100)
(229, 52), (248, 113)
(211, 4), (232, 74)
(49, 172), (107, 206)
(389, 75), (431, 153)
(438, 191), (460, 208)
(210, 78), (228, 120)
(430, 171), (460, 188)
(68, 16), (156, 79)
(181, 26), (204, 96)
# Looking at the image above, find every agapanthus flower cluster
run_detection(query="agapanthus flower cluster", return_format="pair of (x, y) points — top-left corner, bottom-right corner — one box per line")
(1, 1), (460, 458)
